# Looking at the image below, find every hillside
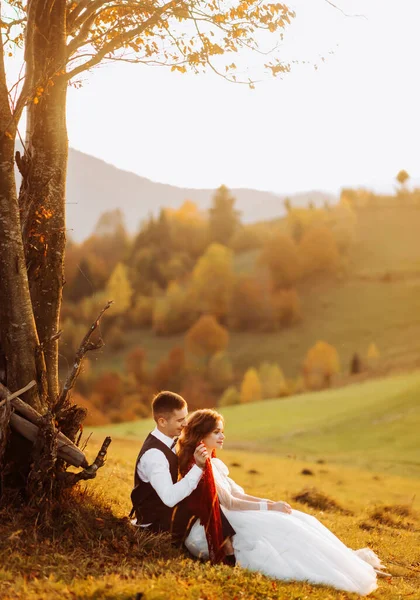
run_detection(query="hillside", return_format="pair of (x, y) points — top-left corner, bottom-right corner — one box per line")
(86, 203), (420, 384)
(90, 370), (420, 477)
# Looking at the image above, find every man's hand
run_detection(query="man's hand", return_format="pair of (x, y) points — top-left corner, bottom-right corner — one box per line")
(193, 442), (208, 469)
(270, 501), (292, 514)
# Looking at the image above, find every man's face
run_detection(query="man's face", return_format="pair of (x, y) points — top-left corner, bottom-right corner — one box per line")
(158, 406), (188, 438)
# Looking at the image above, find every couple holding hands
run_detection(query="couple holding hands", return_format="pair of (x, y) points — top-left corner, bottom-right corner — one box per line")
(130, 391), (382, 596)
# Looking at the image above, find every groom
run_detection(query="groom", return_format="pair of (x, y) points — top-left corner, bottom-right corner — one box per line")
(130, 391), (235, 559)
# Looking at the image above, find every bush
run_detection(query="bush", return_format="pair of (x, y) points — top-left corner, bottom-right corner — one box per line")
(300, 226), (341, 277)
(240, 368), (262, 403)
(208, 352), (234, 392)
(259, 233), (302, 289)
(302, 341), (340, 389)
(152, 282), (197, 335)
(185, 315), (229, 365)
(153, 347), (186, 392)
(218, 385), (240, 407)
(128, 295), (154, 327)
(258, 362), (288, 399)
(272, 288), (302, 327)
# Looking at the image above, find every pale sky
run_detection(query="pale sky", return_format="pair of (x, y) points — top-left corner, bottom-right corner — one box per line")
(8, 0), (420, 194)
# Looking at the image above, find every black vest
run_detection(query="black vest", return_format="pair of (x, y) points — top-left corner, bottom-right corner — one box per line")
(131, 433), (180, 533)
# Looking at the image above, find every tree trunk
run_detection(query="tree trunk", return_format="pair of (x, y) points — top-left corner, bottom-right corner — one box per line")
(0, 28), (44, 412)
(19, 0), (68, 404)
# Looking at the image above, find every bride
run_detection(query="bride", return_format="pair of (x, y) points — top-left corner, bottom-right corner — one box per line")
(177, 409), (384, 596)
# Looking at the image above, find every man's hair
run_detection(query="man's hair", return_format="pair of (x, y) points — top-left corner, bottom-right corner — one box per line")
(152, 391), (187, 419)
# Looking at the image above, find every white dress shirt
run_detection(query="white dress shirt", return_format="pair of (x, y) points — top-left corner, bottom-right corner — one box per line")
(137, 427), (203, 508)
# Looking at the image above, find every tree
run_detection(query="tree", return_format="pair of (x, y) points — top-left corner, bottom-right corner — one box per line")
(0, 1), (296, 507)
(396, 169), (410, 190)
(366, 342), (380, 369)
(219, 385), (240, 407)
(258, 362), (287, 399)
(154, 347), (186, 393)
(300, 226), (340, 277)
(240, 368), (262, 403)
(259, 233), (301, 289)
(209, 185), (240, 245)
(185, 315), (229, 365)
(152, 282), (197, 335)
(105, 263), (133, 315)
(350, 352), (362, 375)
(191, 243), (235, 320)
(302, 341), (340, 389)
(165, 201), (209, 259)
(208, 352), (234, 392)
(228, 275), (273, 331)
(125, 347), (148, 385)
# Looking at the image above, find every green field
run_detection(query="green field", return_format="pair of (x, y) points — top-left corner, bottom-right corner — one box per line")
(90, 370), (420, 477)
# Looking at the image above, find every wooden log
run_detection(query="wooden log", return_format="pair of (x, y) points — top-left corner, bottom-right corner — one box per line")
(0, 381), (89, 468)
(10, 413), (88, 468)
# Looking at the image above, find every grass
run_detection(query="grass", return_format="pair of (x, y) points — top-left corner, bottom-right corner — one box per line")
(1, 438), (419, 599)
(90, 370), (420, 477)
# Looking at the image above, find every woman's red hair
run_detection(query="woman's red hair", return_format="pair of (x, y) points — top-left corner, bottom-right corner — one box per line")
(177, 409), (226, 564)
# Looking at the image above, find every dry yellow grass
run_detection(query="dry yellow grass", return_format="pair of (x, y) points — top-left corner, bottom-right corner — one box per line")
(1, 436), (418, 599)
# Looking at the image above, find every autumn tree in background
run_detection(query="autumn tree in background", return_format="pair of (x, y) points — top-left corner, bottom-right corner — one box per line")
(185, 315), (229, 366)
(154, 347), (186, 393)
(271, 288), (302, 327)
(259, 233), (301, 289)
(228, 275), (273, 331)
(396, 169), (410, 192)
(191, 243), (235, 320)
(209, 185), (240, 245)
(240, 367), (262, 403)
(300, 226), (341, 277)
(208, 352), (234, 392)
(0, 0), (296, 507)
(258, 362), (287, 399)
(366, 342), (380, 369)
(302, 341), (340, 390)
(106, 263), (134, 315)
(152, 282), (197, 335)
(125, 347), (148, 385)
(219, 385), (240, 407)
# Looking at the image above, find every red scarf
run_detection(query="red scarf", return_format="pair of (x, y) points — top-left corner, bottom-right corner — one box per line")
(185, 450), (225, 564)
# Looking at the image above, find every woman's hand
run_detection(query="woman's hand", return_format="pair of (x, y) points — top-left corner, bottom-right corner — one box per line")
(193, 442), (209, 469)
(270, 501), (292, 514)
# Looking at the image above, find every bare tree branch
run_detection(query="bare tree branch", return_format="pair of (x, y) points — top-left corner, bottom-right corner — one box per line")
(55, 300), (113, 413)
(58, 436), (112, 487)
(324, 0), (367, 19)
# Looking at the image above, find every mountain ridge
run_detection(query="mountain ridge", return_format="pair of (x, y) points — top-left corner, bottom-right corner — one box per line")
(64, 148), (336, 241)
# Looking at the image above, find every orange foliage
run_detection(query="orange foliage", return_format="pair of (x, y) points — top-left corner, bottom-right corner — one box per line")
(271, 288), (302, 327)
(154, 347), (186, 393)
(180, 374), (215, 411)
(71, 392), (110, 427)
(126, 346), (148, 384)
(300, 226), (341, 277)
(302, 341), (340, 389)
(259, 233), (301, 289)
(185, 315), (229, 361)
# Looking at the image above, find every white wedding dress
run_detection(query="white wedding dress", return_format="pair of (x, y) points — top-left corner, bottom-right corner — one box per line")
(185, 458), (380, 596)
